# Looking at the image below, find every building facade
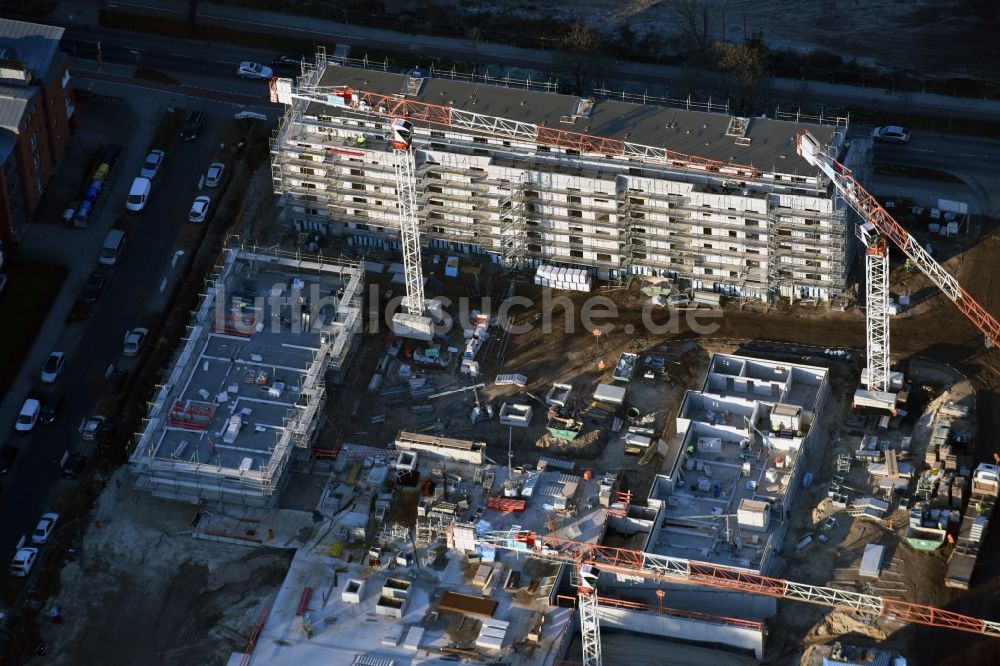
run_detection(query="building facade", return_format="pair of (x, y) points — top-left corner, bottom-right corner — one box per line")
(270, 56), (867, 302)
(0, 19), (75, 241)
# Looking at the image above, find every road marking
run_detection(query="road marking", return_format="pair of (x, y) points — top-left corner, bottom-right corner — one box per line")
(170, 53), (195, 59)
(959, 153), (991, 158)
(909, 148), (935, 153)
(216, 60), (238, 65)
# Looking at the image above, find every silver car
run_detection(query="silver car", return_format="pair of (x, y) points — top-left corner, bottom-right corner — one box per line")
(139, 149), (165, 179)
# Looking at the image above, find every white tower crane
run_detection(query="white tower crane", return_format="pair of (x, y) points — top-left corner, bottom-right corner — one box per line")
(860, 223), (890, 393)
(797, 131), (1000, 409)
(388, 119), (435, 340)
(576, 564), (603, 666)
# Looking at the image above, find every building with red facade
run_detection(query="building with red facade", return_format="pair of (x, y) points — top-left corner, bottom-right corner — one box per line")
(0, 19), (75, 241)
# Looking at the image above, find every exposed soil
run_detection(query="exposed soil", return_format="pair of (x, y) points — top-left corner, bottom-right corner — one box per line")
(36, 470), (294, 666)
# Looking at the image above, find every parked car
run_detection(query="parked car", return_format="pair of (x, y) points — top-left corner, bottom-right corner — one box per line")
(15, 398), (41, 433)
(61, 452), (88, 479)
(98, 228), (126, 267)
(31, 513), (59, 544)
(79, 415), (108, 442)
(871, 126), (910, 144)
(40, 351), (66, 383)
(271, 54), (304, 74)
(180, 111), (205, 141)
(40, 395), (61, 425)
(105, 367), (129, 395)
(0, 444), (16, 474)
(82, 271), (107, 303)
(667, 294), (691, 307)
(10, 546), (38, 577)
(205, 162), (224, 188)
(123, 327), (149, 357)
(188, 196), (211, 223)
(237, 61), (273, 79)
(139, 150), (165, 179)
(125, 177), (151, 213)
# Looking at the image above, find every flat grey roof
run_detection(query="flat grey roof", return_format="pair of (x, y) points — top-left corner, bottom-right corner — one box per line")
(316, 64), (836, 176)
(0, 18), (64, 80)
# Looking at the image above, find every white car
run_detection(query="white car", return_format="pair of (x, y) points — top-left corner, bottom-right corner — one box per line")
(189, 196), (211, 222)
(31, 513), (59, 544)
(871, 126), (910, 144)
(41, 351), (66, 383)
(205, 162), (224, 188)
(10, 547), (38, 577)
(15, 398), (41, 433)
(238, 61), (273, 79)
(123, 327), (149, 357)
(139, 149), (165, 179)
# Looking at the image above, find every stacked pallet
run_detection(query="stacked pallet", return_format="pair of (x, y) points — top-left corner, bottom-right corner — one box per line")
(534, 264), (592, 292)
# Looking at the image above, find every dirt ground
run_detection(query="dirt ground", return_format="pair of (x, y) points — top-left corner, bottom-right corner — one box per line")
(461, 0), (1000, 81)
(35, 469), (293, 665)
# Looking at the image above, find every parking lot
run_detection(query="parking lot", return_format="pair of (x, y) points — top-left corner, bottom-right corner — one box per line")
(0, 90), (241, 614)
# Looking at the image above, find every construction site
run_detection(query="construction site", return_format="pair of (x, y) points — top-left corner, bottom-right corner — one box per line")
(33, 55), (1000, 666)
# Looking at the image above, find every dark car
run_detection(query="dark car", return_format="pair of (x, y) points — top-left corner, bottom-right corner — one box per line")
(82, 271), (107, 303)
(61, 452), (88, 479)
(40, 395), (61, 425)
(271, 54), (304, 74)
(180, 111), (206, 141)
(0, 444), (16, 474)
(105, 368), (129, 395)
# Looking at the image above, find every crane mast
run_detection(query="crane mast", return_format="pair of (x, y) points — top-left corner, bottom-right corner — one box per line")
(389, 119), (425, 317)
(862, 227), (890, 393)
(797, 132), (1000, 358)
(576, 565), (603, 666)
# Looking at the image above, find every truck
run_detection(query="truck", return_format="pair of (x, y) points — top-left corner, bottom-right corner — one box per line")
(944, 463), (998, 589)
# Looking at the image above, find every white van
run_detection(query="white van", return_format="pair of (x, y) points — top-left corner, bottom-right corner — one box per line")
(98, 229), (126, 267)
(126, 177), (151, 213)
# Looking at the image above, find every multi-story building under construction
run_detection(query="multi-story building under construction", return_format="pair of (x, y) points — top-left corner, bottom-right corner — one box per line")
(269, 53), (872, 302)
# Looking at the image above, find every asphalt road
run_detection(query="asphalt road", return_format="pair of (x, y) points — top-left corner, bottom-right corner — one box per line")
(54, 0), (1000, 122)
(0, 116), (224, 596)
(60, 28), (277, 101)
(871, 134), (1000, 216)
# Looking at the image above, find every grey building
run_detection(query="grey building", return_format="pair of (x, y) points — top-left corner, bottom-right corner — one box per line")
(270, 55), (870, 302)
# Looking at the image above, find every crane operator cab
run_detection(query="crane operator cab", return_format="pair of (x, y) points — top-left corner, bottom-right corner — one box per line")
(390, 119), (414, 151)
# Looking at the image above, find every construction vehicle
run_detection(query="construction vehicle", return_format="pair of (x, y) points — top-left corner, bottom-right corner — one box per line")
(797, 132), (1000, 413)
(470, 527), (1000, 666)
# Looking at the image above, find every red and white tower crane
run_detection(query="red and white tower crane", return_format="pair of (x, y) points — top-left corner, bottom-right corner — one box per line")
(797, 132), (1000, 407)
(475, 529), (1000, 666)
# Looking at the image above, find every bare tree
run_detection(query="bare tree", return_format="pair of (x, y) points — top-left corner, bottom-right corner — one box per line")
(673, 0), (711, 59)
(712, 40), (768, 114)
(559, 23), (601, 95)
